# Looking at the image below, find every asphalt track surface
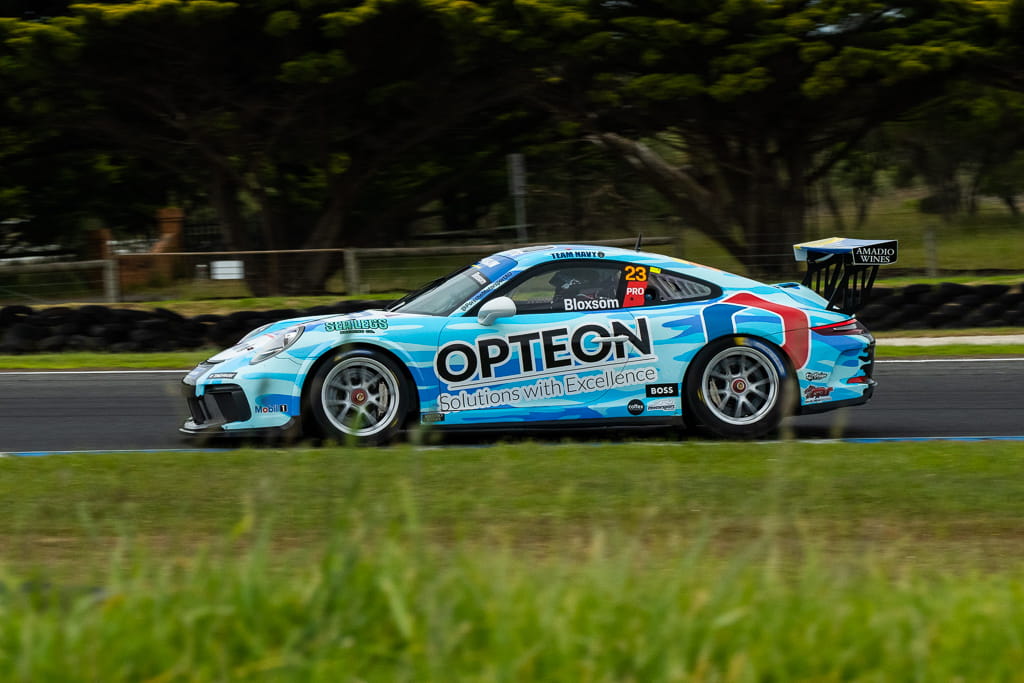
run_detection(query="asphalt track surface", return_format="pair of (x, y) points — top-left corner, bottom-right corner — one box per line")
(0, 358), (1022, 453)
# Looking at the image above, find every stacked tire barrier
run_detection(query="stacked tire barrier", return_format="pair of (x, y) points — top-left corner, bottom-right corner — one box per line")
(857, 283), (1024, 330)
(0, 300), (392, 354)
(0, 283), (1022, 354)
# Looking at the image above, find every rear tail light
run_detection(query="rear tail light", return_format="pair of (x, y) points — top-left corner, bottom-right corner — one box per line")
(812, 318), (869, 336)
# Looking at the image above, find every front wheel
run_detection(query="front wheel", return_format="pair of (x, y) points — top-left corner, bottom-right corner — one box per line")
(684, 337), (795, 439)
(307, 349), (412, 445)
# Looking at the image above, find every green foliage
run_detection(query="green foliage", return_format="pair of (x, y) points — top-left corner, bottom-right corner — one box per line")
(3, 442), (1024, 678)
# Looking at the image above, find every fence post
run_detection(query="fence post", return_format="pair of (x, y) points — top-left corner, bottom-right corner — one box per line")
(104, 258), (121, 302)
(924, 224), (939, 277)
(344, 249), (362, 295)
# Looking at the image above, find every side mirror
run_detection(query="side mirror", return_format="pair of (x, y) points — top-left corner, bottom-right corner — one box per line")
(477, 296), (516, 325)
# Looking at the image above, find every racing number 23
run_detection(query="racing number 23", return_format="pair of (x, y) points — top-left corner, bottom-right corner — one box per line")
(624, 266), (647, 282)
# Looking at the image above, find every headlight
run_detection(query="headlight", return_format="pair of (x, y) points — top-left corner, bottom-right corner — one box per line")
(239, 322), (274, 343)
(250, 325), (305, 364)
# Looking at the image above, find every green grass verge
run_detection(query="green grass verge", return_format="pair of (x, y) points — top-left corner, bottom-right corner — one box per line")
(874, 343), (1023, 357)
(0, 350), (215, 369)
(4, 440), (1024, 680)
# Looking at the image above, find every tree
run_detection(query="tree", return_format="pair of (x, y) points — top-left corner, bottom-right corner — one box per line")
(6, 0), (537, 293)
(506, 0), (1003, 276)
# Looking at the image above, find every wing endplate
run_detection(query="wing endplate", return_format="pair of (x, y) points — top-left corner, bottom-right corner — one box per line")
(793, 238), (898, 314)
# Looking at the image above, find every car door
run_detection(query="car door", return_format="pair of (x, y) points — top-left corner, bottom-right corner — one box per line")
(433, 260), (657, 423)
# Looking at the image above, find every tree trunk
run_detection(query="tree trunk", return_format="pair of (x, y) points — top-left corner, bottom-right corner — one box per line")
(593, 132), (811, 279)
(819, 176), (847, 233)
(209, 169), (274, 297)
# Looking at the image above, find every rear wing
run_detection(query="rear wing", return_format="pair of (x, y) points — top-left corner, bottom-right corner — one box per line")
(793, 237), (897, 314)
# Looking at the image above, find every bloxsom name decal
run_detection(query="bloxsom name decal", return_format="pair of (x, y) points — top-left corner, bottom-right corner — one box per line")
(436, 317), (653, 388)
(563, 297), (619, 311)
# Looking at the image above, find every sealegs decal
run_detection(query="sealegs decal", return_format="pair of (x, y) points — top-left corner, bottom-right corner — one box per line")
(436, 317), (653, 387)
(325, 319), (388, 333)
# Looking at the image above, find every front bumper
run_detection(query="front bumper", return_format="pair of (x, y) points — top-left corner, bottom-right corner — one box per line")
(180, 380), (298, 438)
(181, 382), (251, 433)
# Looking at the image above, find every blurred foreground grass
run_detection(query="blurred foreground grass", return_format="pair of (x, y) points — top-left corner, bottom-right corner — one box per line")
(4, 440), (1024, 573)
(3, 440), (1024, 680)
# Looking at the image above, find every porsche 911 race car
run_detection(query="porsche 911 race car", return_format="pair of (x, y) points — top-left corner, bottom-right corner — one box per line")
(182, 237), (896, 442)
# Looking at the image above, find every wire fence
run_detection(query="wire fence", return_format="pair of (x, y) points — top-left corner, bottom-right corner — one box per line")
(0, 237), (681, 304)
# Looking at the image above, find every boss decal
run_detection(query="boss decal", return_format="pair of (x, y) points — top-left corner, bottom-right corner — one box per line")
(436, 318), (653, 387)
(645, 383), (679, 397)
(325, 319), (389, 333)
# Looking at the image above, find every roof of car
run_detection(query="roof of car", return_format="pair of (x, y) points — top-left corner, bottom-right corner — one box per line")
(494, 243), (767, 290)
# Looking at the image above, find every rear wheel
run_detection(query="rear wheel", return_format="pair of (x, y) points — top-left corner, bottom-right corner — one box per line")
(308, 349), (411, 445)
(684, 337), (794, 439)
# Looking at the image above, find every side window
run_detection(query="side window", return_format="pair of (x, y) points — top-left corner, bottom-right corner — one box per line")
(645, 270), (717, 304)
(504, 263), (624, 314)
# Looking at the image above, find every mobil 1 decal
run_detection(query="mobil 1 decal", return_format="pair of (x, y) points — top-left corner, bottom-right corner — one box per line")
(434, 317), (659, 411)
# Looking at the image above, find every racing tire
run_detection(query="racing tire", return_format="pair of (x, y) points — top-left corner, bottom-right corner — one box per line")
(307, 348), (412, 445)
(684, 336), (796, 439)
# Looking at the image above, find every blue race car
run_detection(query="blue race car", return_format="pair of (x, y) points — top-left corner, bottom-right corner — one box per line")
(182, 238), (895, 443)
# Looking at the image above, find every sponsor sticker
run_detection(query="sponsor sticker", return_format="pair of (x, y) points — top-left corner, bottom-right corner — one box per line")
(803, 370), (829, 381)
(851, 241), (898, 266)
(325, 319), (389, 333)
(645, 383), (679, 397)
(458, 270), (517, 312)
(627, 399), (645, 415)
(438, 366), (659, 411)
(551, 250), (605, 260)
(803, 385), (833, 402)
(255, 404), (289, 414)
(421, 412), (446, 423)
(563, 297), (619, 311)
(647, 398), (676, 412)
(436, 317), (653, 387)
(208, 372), (237, 380)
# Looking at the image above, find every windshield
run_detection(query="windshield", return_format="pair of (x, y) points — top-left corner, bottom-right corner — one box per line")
(388, 255), (517, 316)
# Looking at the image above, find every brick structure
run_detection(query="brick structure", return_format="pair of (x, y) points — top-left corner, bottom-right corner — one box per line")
(117, 207), (184, 289)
